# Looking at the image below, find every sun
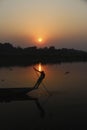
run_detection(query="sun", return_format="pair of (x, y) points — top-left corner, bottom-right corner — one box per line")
(38, 37), (43, 43)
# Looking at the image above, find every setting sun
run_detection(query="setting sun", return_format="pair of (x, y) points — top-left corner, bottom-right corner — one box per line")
(38, 38), (43, 43)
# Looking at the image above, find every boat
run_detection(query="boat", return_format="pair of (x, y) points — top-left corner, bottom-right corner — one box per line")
(0, 89), (45, 117)
(0, 69), (45, 96)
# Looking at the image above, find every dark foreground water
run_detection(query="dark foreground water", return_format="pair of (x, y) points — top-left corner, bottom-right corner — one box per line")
(0, 62), (87, 130)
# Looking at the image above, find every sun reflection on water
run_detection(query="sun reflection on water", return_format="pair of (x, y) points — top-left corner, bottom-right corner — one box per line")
(39, 63), (42, 71)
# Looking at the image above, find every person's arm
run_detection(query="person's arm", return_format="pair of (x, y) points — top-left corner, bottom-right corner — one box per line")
(33, 67), (41, 73)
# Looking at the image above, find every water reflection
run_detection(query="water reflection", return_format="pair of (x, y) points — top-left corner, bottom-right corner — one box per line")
(38, 63), (42, 71)
(0, 63), (87, 129)
(34, 62), (44, 72)
(0, 89), (45, 118)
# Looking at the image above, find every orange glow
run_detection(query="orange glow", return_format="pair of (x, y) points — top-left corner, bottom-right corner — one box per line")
(39, 63), (42, 71)
(32, 32), (48, 46)
(38, 38), (43, 43)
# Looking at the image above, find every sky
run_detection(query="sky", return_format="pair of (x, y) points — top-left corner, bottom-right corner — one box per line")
(0, 0), (87, 50)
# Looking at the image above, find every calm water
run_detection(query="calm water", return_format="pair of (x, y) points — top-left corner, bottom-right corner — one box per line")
(0, 63), (87, 130)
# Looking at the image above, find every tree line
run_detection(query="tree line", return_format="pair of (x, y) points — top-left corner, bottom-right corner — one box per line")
(0, 43), (87, 66)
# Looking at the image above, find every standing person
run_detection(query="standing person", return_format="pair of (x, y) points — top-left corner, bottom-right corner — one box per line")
(33, 67), (45, 89)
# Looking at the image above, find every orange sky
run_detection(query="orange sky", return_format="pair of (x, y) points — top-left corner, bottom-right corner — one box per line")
(0, 0), (87, 50)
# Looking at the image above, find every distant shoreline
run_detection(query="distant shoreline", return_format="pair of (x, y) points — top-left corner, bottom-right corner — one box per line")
(0, 59), (87, 67)
(0, 43), (87, 67)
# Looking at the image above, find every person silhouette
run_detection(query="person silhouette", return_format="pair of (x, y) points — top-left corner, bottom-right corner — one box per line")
(33, 67), (45, 89)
